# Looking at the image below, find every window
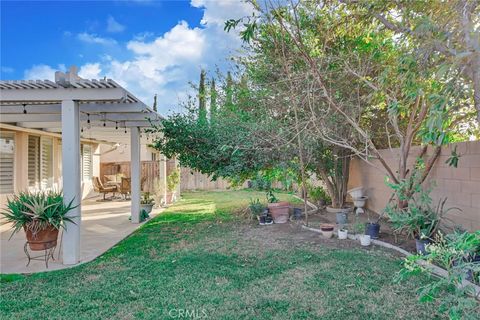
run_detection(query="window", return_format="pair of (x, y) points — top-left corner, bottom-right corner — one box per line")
(0, 131), (15, 194)
(27, 135), (54, 190)
(28, 135), (40, 188)
(81, 144), (93, 181)
(151, 152), (157, 161)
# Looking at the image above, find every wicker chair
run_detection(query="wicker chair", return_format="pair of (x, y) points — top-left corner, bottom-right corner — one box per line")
(93, 176), (117, 200)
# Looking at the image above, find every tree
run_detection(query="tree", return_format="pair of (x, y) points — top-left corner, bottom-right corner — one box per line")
(210, 78), (217, 122)
(198, 69), (207, 122)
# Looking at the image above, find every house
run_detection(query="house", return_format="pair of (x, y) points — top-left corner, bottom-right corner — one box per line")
(0, 66), (168, 266)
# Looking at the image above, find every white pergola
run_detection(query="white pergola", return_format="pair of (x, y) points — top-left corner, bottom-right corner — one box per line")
(0, 67), (162, 265)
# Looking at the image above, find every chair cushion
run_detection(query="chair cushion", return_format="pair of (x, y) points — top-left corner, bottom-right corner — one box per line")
(104, 175), (117, 183)
(116, 173), (125, 182)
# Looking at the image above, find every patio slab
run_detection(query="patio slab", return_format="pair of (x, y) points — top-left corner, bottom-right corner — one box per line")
(0, 197), (163, 274)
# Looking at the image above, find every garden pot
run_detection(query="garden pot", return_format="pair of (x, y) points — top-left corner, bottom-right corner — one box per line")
(348, 187), (364, 199)
(338, 229), (348, 240)
(268, 202), (290, 224)
(24, 225), (59, 251)
(415, 237), (432, 255)
(326, 206), (352, 214)
(140, 203), (154, 214)
(353, 196), (368, 208)
(320, 223), (335, 239)
(365, 222), (380, 239)
(292, 208), (302, 220)
(359, 234), (371, 246)
(336, 212), (348, 225)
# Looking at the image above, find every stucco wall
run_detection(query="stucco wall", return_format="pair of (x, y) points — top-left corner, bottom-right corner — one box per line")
(348, 141), (480, 231)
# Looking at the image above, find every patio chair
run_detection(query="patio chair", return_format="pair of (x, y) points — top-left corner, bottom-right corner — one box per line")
(93, 176), (117, 200)
(120, 177), (131, 200)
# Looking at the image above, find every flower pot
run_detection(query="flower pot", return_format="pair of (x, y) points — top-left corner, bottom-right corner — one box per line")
(320, 223), (335, 239)
(466, 254), (480, 282)
(359, 234), (371, 246)
(353, 196), (368, 208)
(268, 202), (290, 224)
(365, 222), (380, 239)
(415, 238), (432, 255)
(24, 225), (59, 251)
(336, 212), (348, 225)
(338, 229), (348, 240)
(348, 187), (364, 199)
(140, 203), (154, 214)
(292, 208), (302, 219)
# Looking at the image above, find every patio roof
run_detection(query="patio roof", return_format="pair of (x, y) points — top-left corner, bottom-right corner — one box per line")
(0, 66), (162, 145)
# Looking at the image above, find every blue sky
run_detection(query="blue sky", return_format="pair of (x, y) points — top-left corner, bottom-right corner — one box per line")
(1, 0), (252, 114)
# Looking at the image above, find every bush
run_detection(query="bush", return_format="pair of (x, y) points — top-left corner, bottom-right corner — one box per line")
(308, 185), (331, 204)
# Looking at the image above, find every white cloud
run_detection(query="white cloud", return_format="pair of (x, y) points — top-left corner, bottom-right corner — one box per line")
(191, 0), (253, 26)
(77, 33), (117, 46)
(106, 16), (126, 33)
(24, 64), (66, 80)
(78, 63), (102, 79)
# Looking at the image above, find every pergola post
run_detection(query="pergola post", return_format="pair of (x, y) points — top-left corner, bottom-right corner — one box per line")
(61, 100), (81, 265)
(159, 154), (168, 206)
(130, 127), (141, 223)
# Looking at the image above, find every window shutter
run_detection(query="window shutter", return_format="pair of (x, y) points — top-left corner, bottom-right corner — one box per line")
(82, 144), (92, 181)
(40, 137), (53, 190)
(28, 135), (40, 188)
(0, 132), (15, 194)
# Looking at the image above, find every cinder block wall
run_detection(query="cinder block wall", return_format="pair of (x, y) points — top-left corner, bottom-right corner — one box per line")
(349, 141), (480, 231)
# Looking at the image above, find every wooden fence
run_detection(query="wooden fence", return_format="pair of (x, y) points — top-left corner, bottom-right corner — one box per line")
(100, 161), (159, 192)
(180, 167), (234, 191)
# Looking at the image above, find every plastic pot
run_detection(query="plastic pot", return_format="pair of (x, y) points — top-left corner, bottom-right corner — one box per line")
(292, 208), (302, 219)
(320, 223), (335, 239)
(336, 212), (348, 225)
(415, 238), (432, 255)
(353, 196), (368, 208)
(359, 234), (371, 246)
(365, 222), (380, 239)
(338, 229), (348, 240)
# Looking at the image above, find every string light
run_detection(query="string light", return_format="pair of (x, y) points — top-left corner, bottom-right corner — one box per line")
(115, 121), (118, 130)
(22, 104), (27, 114)
(87, 113), (90, 124)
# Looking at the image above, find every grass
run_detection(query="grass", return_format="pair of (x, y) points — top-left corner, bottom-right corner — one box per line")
(0, 190), (445, 319)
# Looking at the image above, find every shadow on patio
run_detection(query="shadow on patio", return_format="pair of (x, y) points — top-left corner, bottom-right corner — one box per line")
(0, 196), (163, 274)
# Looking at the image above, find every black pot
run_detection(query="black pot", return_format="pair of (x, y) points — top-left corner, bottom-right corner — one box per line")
(365, 223), (380, 239)
(415, 238), (432, 255)
(293, 208), (302, 219)
(466, 254), (480, 282)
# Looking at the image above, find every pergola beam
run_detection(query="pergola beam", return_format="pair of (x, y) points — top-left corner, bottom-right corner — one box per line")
(2, 113), (160, 122)
(0, 87), (127, 102)
(15, 120), (159, 128)
(0, 102), (151, 114)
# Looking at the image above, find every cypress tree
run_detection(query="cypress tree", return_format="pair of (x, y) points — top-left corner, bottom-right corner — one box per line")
(210, 78), (217, 122)
(198, 69), (207, 122)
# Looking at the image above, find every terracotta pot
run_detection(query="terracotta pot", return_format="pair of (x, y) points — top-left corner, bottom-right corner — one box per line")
(24, 225), (59, 251)
(268, 202), (290, 224)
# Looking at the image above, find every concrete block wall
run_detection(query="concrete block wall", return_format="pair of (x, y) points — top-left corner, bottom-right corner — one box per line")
(349, 141), (480, 231)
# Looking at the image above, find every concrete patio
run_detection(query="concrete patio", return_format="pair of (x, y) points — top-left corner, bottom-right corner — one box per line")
(0, 197), (163, 274)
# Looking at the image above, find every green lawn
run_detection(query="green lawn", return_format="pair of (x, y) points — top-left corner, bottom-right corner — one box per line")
(1, 190), (443, 319)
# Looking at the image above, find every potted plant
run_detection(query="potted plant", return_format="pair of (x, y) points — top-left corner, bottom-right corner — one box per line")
(320, 223), (335, 238)
(140, 192), (155, 215)
(249, 198), (267, 225)
(1, 191), (76, 251)
(266, 190), (289, 224)
(166, 168), (180, 203)
(353, 223), (370, 246)
(338, 227), (348, 240)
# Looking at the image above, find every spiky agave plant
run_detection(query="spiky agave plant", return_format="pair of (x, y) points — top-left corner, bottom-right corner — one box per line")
(1, 190), (77, 239)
